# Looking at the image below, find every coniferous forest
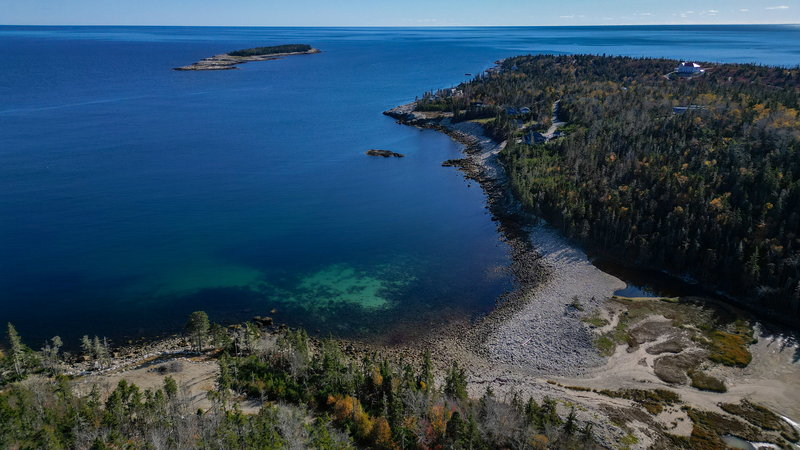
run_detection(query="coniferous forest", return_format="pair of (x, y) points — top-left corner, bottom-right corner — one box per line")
(0, 321), (599, 449)
(421, 54), (800, 320)
(227, 44), (313, 57)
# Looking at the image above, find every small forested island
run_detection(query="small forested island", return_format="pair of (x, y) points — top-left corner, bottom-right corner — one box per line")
(173, 44), (320, 71)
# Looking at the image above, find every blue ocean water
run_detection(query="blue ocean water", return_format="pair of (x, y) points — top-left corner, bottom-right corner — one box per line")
(2, 26), (799, 347)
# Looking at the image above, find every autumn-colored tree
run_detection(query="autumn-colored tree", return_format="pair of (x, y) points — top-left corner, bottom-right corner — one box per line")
(371, 416), (396, 450)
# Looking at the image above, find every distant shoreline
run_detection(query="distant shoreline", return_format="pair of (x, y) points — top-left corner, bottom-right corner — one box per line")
(173, 47), (321, 71)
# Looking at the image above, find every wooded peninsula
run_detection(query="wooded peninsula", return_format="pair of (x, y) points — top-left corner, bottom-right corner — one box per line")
(417, 54), (800, 323)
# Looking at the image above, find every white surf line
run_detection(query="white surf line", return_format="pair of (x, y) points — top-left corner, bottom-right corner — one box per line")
(749, 443), (780, 449)
(781, 416), (800, 450)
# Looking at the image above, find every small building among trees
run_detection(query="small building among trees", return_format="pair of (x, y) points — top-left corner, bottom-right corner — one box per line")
(676, 61), (705, 74)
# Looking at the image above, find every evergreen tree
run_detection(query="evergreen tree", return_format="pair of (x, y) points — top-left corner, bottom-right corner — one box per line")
(444, 361), (468, 400)
(6, 323), (24, 377)
(419, 349), (434, 393)
(185, 311), (210, 353)
(81, 335), (93, 362)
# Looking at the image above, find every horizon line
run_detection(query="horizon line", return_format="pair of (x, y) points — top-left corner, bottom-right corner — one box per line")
(2, 23), (800, 28)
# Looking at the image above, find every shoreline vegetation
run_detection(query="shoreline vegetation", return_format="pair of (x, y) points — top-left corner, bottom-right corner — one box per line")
(2, 54), (800, 449)
(173, 44), (321, 71)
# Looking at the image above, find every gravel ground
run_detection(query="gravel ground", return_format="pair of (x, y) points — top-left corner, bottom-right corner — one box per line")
(487, 224), (626, 376)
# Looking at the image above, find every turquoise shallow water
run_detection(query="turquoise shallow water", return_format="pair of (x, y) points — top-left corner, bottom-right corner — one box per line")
(1, 26), (799, 347)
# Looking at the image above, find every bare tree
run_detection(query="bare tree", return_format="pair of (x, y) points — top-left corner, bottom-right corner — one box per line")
(276, 404), (311, 450)
(41, 336), (63, 373)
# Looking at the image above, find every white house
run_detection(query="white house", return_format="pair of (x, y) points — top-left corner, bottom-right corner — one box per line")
(676, 62), (704, 74)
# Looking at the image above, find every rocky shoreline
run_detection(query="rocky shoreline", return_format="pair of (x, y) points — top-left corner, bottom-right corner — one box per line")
(173, 48), (321, 71)
(383, 102), (625, 377)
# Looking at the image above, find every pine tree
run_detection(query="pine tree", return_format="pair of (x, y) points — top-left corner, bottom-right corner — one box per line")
(81, 335), (93, 362)
(419, 349), (434, 393)
(563, 406), (577, 436)
(7, 323), (24, 377)
(185, 311), (210, 353)
(92, 336), (107, 368)
(444, 361), (468, 400)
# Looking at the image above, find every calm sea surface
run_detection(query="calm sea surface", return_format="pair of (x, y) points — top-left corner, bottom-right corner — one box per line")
(2, 26), (799, 347)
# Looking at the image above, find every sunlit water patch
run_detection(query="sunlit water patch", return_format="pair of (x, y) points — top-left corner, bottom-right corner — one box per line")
(286, 263), (404, 309)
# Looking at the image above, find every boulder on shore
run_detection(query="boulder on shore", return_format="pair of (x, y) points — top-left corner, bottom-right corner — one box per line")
(252, 316), (274, 327)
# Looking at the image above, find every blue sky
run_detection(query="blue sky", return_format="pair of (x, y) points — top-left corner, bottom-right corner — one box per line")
(2, 0), (798, 26)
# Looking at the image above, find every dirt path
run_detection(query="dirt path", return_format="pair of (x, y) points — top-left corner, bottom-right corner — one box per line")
(543, 100), (566, 139)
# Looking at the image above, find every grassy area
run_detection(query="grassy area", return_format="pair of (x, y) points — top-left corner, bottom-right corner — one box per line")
(591, 297), (755, 373)
(706, 331), (752, 367)
(597, 388), (681, 415)
(594, 322), (631, 357)
(592, 298), (665, 356)
(469, 117), (495, 124)
(668, 407), (787, 450)
(720, 400), (800, 442)
(563, 385), (592, 392)
(523, 121), (548, 132)
(687, 369), (727, 393)
(581, 310), (609, 328)
(619, 432), (639, 450)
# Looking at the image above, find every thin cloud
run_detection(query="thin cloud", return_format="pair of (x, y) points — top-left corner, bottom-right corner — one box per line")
(708, 10), (718, 13)
(766, 5), (789, 9)
(740, 9), (749, 11)
(560, 15), (574, 18)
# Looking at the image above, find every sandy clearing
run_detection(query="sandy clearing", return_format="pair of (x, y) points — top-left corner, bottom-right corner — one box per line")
(75, 357), (220, 411)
